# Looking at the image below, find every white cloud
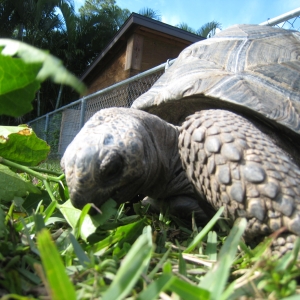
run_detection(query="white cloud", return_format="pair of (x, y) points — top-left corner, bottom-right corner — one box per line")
(161, 14), (181, 27)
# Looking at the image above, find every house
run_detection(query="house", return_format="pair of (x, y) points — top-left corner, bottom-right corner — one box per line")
(81, 13), (204, 95)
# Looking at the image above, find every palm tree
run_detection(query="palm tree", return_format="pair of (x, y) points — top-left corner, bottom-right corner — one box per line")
(176, 22), (196, 34)
(138, 7), (161, 21)
(177, 20), (221, 38)
(79, 0), (130, 30)
(0, 0), (75, 43)
(196, 21), (222, 38)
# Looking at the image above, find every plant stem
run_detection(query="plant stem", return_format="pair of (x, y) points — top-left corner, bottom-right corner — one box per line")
(30, 166), (63, 177)
(0, 156), (63, 183)
(43, 180), (57, 202)
(5, 202), (15, 226)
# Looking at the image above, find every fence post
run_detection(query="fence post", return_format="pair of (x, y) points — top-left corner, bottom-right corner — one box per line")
(44, 114), (49, 142)
(79, 97), (86, 129)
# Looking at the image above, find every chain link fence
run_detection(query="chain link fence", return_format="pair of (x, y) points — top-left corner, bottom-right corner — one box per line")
(259, 7), (300, 30)
(28, 65), (165, 156)
(28, 8), (300, 157)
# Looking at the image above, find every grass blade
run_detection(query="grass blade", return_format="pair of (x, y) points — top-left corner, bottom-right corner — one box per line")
(102, 225), (153, 300)
(37, 229), (76, 300)
(199, 218), (247, 300)
(184, 207), (224, 253)
(169, 276), (210, 300)
(205, 231), (217, 261)
(69, 233), (90, 266)
(136, 274), (174, 300)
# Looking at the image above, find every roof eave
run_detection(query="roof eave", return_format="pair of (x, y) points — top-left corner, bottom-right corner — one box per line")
(80, 13), (204, 81)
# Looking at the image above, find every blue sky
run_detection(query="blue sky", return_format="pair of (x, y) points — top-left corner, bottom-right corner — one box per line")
(74, 0), (300, 30)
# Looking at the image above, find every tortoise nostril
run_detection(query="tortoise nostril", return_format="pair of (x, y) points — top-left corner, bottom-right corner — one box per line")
(103, 134), (114, 145)
(99, 152), (124, 181)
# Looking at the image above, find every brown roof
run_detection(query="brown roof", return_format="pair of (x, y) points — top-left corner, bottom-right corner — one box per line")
(80, 13), (204, 81)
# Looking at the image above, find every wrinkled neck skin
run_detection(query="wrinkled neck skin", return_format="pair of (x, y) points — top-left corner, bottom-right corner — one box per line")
(139, 114), (194, 200)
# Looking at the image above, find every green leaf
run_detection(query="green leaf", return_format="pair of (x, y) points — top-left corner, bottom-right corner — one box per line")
(0, 54), (41, 117)
(0, 125), (50, 166)
(59, 199), (81, 229)
(59, 199), (118, 241)
(22, 190), (51, 214)
(0, 39), (86, 93)
(37, 228), (76, 300)
(0, 164), (40, 201)
(91, 199), (117, 225)
(102, 226), (153, 300)
(91, 218), (147, 254)
(59, 200), (98, 241)
(75, 203), (92, 239)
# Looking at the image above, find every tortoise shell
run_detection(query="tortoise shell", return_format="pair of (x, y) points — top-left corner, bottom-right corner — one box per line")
(132, 24), (300, 137)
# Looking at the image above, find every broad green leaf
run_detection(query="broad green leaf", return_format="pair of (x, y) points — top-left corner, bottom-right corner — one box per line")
(102, 226), (152, 300)
(0, 54), (41, 117)
(59, 199), (81, 229)
(0, 39), (86, 93)
(199, 218), (247, 300)
(0, 125), (50, 166)
(59, 199), (117, 241)
(22, 190), (51, 214)
(91, 218), (147, 254)
(92, 199), (117, 225)
(37, 229), (76, 300)
(0, 164), (40, 201)
(59, 200), (98, 241)
(75, 203), (92, 239)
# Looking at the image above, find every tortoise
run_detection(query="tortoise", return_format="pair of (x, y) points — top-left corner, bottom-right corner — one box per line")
(61, 24), (300, 253)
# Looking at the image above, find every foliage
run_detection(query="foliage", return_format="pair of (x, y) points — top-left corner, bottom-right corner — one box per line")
(177, 20), (222, 38)
(0, 38), (85, 118)
(0, 0), (129, 119)
(197, 21), (222, 38)
(176, 22), (197, 34)
(138, 7), (161, 21)
(78, 0), (130, 29)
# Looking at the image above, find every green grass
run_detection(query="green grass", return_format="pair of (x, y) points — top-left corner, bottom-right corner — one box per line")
(0, 159), (300, 300)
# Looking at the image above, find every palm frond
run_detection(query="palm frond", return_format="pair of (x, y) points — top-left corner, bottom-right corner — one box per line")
(138, 7), (161, 21)
(196, 21), (222, 38)
(176, 22), (196, 34)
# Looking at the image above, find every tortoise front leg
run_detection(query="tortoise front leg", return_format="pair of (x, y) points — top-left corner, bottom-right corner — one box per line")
(142, 194), (214, 225)
(179, 109), (300, 248)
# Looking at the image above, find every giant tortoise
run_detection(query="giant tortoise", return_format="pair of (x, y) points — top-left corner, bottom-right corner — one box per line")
(61, 24), (300, 253)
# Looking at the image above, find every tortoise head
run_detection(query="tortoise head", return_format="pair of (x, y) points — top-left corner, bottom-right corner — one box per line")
(61, 107), (148, 209)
